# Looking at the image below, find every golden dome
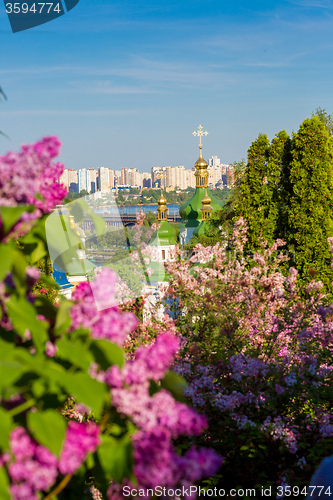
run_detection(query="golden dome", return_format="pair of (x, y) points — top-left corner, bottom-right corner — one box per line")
(158, 193), (167, 206)
(195, 147), (209, 169)
(157, 191), (168, 221)
(201, 192), (212, 206)
(200, 189), (212, 220)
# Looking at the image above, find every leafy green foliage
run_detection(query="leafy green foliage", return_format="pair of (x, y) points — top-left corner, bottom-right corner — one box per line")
(234, 133), (280, 251)
(287, 117), (333, 292)
(97, 434), (133, 482)
(142, 210), (157, 227)
(89, 340), (124, 369)
(0, 467), (10, 500)
(225, 118), (333, 294)
(27, 410), (66, 456)
(312, 107), (333, 137)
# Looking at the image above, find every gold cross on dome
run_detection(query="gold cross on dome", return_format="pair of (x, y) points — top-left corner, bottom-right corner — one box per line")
(192, 124), (208, 148)
(156, 171), (166, 191)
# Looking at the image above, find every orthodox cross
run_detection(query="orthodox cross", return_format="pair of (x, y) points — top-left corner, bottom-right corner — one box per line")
(192, 124), (208, 149)
(156, 171), (166, 192)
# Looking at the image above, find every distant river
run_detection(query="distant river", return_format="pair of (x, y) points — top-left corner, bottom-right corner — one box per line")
(94, 204), (180, 216)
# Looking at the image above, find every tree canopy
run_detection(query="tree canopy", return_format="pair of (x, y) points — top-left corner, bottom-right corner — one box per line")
(212, 116), (333, 295)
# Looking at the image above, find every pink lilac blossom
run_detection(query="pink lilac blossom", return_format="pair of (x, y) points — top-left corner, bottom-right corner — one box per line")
(106, 334), (206, 435)
(71, 268), (138, 346)
(90, 484), (103, 499)
(103, 333), (221, 498)
(7, 427), (58, 500)
(58, 421), (100, 475)
(107, 435), (222, 500)
(0, 137), (67, 240)
(61, 397), (88, 423)
(4, 423), (100, 499)
(166, 229), (333, 487)
(45, 341), (58, 357)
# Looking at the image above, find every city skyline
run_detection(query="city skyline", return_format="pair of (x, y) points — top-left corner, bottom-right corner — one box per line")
(60, 156), (232, 192)
(1, 0), (333, 172)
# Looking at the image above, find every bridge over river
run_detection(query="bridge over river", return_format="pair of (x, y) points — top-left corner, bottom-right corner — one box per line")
(80, 212), (181, 231)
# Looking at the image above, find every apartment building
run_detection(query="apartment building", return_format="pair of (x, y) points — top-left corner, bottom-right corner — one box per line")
(59, 168), (78, 192)
(98, 167), (111, 191)
(78, 169), (88, 193)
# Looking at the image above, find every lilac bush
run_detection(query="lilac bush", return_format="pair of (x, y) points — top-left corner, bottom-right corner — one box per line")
(0, 137), (221, 499)
(0, 136), (66, 242)
(166, 218), (333, 491)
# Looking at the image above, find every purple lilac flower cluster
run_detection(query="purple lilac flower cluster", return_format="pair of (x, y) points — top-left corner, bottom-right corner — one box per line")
(104, 334), (222, 498)
(167, 221), (333, 469)
(7, 427), (58, 500)
(0, 137), (67, 240)
(59, 421), (100, 475)
(70, 268), (138, 346)
(4, 422), (100, 500)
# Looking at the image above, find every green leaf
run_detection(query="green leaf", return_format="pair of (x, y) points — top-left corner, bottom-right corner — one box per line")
(160, 370), (187, 400)
(30, 239), (48, 264)
(0, 339), (15, 358)
(0, 205), (34, 234)
(54, 300), (72, 335)
(56, 337), (94, 370)
(38, 273), (59, 289)
(11, 251), (29, 294)
(0, 245), (14, 281)
(0, 467), (10, 500)
(86, 451), (95, 470)
(6, 296), (48, 350)
(12, 350), (67, 397)
(28, 410), (66, 457)
(31, 379), (47, 399)
(240, 445), (249, 451)
(60, 372), (107, 414)
(149, 380), (160, 397)
(0, 360), (24, 391)
(20, 226), (48, 264)
(0, 408), (13, 450)
(97, 434), (133, 482)
(89, 340), (124, 370)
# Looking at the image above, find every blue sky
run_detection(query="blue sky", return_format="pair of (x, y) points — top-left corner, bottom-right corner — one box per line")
(1, 0), (333, 172)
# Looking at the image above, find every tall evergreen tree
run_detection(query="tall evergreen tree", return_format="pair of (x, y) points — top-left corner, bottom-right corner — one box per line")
(270, 130), (292, 243)
(287, 116), (333, 291)
(312, 107), (333, 137)
(234, 133), (269, 251)
(234, 132), (288, 252)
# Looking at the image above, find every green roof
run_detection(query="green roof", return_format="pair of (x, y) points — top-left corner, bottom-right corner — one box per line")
(150, 220), (177, 246)
(179, 187), (223, 228)
(193, 219), (214, 237)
